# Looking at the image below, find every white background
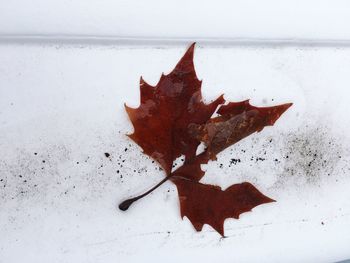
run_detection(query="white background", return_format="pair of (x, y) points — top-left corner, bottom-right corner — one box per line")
(1, 1), (350, 262)
(0, 0), (350, 41)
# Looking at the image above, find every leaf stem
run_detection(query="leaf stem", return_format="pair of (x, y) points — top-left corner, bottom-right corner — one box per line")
(118, 151), (210, 211)
(118, 173), (175, 211)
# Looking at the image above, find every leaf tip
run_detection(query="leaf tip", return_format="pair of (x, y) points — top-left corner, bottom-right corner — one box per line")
(267, 102), (293, 125)
(214, 224), (225, 237)
(217, 94), (225, 104)
(139, 76), (145, 85)
(175, 43), (196, 69)
(279, 102), (293, 112)
(189, 42), (196, 49)
(124, 103), (136, 117)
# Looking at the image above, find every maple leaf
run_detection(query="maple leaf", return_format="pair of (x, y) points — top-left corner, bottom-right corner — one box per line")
(120, 43), (292, 236)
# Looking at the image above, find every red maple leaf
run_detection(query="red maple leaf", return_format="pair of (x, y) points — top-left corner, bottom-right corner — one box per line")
(120, 43), (292, 236)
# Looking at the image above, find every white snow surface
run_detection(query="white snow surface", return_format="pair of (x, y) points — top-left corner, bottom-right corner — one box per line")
(1, 0), (350, 41)
(1, 43), (350, 262)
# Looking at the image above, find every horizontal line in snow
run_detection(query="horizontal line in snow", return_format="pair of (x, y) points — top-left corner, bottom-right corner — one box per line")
(2, 35), (350, 47)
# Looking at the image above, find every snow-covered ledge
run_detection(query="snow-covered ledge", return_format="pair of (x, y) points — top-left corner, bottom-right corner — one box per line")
(1, 0), (350, 43)
(1, 1), (350, 263)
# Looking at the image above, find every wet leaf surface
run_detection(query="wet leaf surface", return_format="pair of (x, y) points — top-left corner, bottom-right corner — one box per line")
(123, 43), (292, 236)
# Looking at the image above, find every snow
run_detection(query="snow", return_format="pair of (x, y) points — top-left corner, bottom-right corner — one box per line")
(1, 0), (350, 41)
(1, 1), (350, 261)
(1, 43), (350, 262)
